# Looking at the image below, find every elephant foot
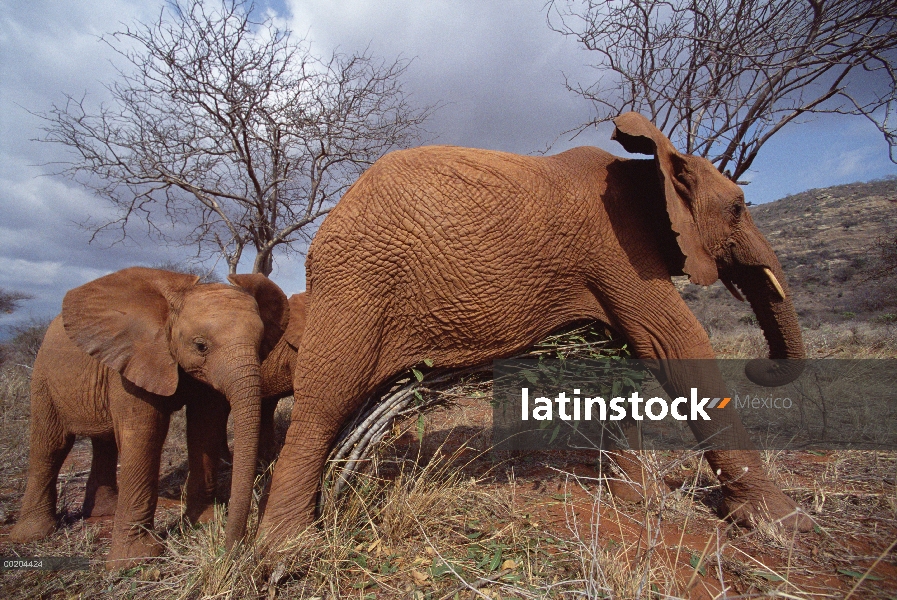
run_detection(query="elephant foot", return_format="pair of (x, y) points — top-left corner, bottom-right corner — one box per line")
(105, 533), (164, 570)
(10, 513), (57, 543)
(606, 478), (652, 503)
(720, 485), (814, 532)
(83, 487), (118, 518)
(184, 502), (218, 525)
(604, 450), (665, 504)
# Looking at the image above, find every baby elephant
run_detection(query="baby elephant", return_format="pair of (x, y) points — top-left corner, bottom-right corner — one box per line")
(73, 291), (308, 527)
(10, 268), (289, 569)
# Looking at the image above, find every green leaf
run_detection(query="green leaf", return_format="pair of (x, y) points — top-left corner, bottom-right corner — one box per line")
(548, 423), (561, 444)
(417, 413), (425, 442)
(411, 368), (424, 382)
(551, 493), (571, 501)
(423, 358), (434, 367)
(488, 546), (503, 571)
(753, 571), (784, 582)
(466, 531), (483, 539)
(352, 553), (368, 568)
(690, 553), (706, 577)
(430, 560), (455, 579)
(813, 524), (823, 534)
(838, 568), (883, 581)
(379, 560), (397, 574)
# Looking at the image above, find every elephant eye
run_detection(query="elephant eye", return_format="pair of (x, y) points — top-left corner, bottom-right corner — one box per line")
(731, 202), (745, 220)
(193, 338), (209, 354)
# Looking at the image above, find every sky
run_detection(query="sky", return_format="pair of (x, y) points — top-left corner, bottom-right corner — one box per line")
(1, 0), (895, 332)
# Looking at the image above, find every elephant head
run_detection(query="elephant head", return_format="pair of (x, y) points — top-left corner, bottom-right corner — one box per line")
(61, 267), (289, 548)
(612, 112), (804, 385)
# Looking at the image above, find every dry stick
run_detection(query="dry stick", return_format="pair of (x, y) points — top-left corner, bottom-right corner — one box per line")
(331, 388), (429, 495)
(436, 569), (514, 600)
(325, 365), (491, 499)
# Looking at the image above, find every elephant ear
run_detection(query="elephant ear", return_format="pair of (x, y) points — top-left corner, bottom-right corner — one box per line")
(227, 274), (290, 359)
(282, 293), (307, 349)
(612, 112), (718, 285)
(62, 267), (200, 396)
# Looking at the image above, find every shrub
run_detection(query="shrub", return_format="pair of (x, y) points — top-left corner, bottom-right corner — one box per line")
(738, 314), (758, 326)
(151, 260), (221, 284)
(1, 318), (51, 368)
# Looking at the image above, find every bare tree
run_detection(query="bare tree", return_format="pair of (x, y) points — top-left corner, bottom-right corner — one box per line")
(548, 0), (897, 182)
(0, 289), (33, 315)
(151, 260), (222, 283)
(41, 0), (431, 275)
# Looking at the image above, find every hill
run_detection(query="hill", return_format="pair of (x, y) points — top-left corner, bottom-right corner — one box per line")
(678, 176), (897, 339)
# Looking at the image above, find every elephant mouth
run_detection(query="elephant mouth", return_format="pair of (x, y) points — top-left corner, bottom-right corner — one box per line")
(720, 268), (785, 304)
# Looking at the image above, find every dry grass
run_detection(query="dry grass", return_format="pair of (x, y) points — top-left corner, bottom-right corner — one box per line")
(1, 321), (896, 598)
(711, 321), (897, 359)
(0, 365), (31, 489)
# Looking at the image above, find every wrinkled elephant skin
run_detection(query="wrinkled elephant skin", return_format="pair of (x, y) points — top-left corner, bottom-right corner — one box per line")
(75, 292), (306, 524)
(10, 268), (289, 569)
(261, 112), (811, 542)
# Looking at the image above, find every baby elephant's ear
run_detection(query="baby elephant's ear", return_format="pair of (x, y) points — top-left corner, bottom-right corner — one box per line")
(62, 267), (200, 396)
(282, 293), (307, 349)
(227, 273), (290, 359)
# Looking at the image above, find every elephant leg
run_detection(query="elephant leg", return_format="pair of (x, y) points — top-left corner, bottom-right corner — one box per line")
(258, 397), (278, 468)
(83, 436), (119, 518)
(606, 283), (812, 531)
(184, 396), (230, 524)
(699, 438), (814, 531)
(261, 325), (380, 541)
(261, 405), (342, 538)
(663, 363), (812, 531)
(602, 421), (662, 503)
(106, 413), (170, 570)
(11, 394), (74, 542)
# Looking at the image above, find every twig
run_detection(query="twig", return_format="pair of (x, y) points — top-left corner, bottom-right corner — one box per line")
(437, 568), (513, 600)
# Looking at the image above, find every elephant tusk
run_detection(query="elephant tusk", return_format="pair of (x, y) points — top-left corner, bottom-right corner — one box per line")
(763, 267), (786, 300)
(722, 279), (745, 302)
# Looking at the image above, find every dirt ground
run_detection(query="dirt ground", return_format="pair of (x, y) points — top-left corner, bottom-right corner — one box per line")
(2, 389), (895, 599)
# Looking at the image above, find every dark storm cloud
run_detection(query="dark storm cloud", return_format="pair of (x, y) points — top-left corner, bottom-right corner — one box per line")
(0, 1), (206, 329)
(284, 0), (610, 154)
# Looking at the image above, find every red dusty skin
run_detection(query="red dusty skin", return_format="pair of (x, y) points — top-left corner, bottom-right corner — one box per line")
(214, 353), (262, 548)
(727, 221), (806, 385)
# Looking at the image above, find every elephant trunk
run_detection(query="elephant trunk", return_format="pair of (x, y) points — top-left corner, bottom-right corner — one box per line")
(216, 351), (262, 549)
(728, 227), (805, 386)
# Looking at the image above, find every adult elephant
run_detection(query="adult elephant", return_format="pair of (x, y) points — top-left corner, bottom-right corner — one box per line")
(260, 112), (811, 541)
(10, 268), (289, 568)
